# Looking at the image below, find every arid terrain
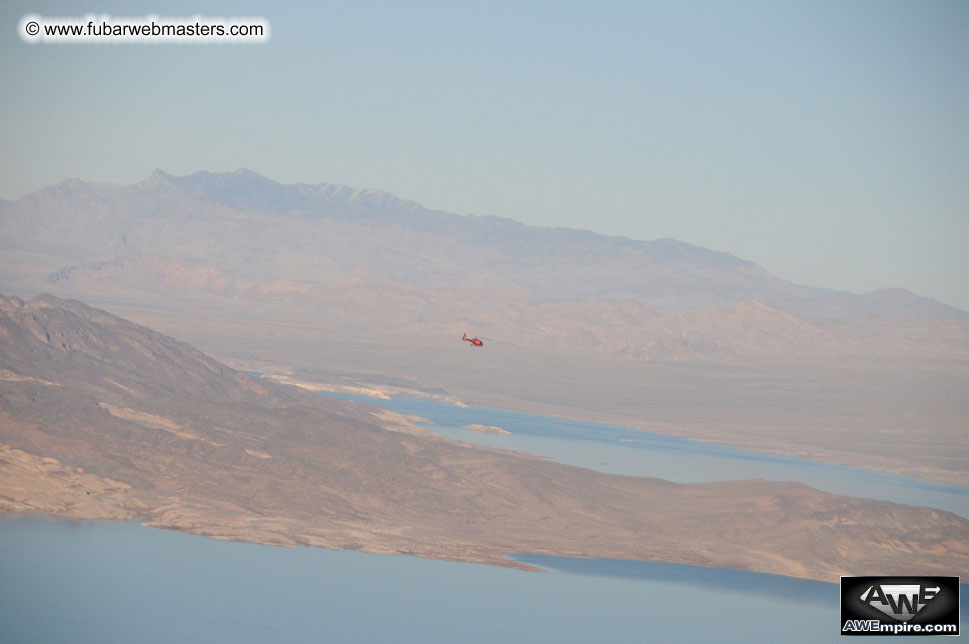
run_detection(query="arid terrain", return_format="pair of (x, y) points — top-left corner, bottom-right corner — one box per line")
(1, 170), (967, 486)
(2, 172), (968, 584)
(1, 293), (968, 584)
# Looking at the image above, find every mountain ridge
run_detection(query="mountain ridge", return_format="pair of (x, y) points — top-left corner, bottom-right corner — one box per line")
(4, 168), (962, 319)
(40, 251), (969, 362)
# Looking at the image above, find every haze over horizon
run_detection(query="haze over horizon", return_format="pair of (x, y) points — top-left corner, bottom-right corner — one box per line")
(2, 0), (967, 310)
(4, 4), (969, 641)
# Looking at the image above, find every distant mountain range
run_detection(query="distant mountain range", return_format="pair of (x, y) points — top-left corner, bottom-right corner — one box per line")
(2, 168), (964, 319)
(1, 169), (966, 362)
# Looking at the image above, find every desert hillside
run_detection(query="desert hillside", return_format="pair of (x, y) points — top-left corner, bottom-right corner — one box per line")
(1, 293), (968, 583)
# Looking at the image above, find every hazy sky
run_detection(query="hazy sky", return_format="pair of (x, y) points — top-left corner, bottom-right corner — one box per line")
(2, 1), (967, 309)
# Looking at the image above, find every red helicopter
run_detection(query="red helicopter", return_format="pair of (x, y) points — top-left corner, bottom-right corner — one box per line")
(462, 333), (485, 347)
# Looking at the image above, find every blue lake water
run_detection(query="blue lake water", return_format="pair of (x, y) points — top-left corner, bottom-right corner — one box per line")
(4, 396), (966, 642)
(326, 393), (969, 519)
(1, 516), (925, 644)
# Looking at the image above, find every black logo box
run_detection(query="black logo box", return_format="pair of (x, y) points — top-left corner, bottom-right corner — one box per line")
(841, 576), (960, 637)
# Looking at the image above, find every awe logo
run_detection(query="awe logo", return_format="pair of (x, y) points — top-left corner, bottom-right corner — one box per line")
(841, 576), (960, 637)
(859, 583), (940, 622)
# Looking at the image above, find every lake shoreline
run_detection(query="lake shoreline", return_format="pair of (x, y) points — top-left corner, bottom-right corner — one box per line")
(0, 515), (859, 643)
(266, 373), (968, 487)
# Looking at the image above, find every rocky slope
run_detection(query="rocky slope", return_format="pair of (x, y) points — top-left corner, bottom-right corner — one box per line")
(1, 293), (968, 583)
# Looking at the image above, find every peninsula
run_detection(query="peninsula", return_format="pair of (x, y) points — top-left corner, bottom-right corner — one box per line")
(1, 294), (967, 583)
